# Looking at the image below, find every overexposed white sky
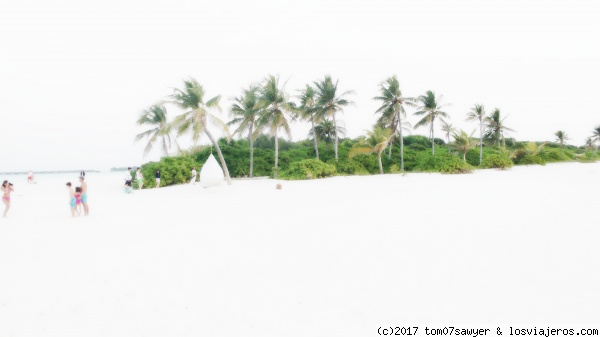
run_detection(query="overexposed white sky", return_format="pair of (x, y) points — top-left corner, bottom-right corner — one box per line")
(1, 0), (598, 172)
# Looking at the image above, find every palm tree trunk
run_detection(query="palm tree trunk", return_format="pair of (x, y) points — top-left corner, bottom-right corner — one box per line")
(479, 120), (483, 165)
(387, 141), (392, 159)
(311, 119), (319, 160)
(274, 129), (279, 178)
(333, 112), (339, 161)
(463, 151), (467, 162)
(249, 122), (254, 178)
(447, 135), (450, 153)
(398, 112), (404, 172)
(203, 125), (232, 185)
(560, 143), (563, 160)
(378, 152), (383, 174)
(431, 120), (435, 155)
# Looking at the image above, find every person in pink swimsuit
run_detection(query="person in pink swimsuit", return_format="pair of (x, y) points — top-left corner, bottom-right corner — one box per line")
(74, 187), (83, 216)
(2, 180), (14, 218)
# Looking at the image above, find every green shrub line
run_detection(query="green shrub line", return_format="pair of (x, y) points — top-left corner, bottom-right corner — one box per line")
(131, 135), (598, 187)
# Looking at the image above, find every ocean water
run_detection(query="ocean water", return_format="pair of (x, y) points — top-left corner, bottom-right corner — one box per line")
(2, 171), (122, 185)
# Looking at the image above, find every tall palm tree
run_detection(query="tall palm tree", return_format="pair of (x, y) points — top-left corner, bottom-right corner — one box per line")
(135, 104), (176, 157)
(584, 136), (594, 150)
(373, 75), (415, 171)
(349, 127), (392, 174)
(484, 108), (514, 148)
(255, 75), (294, 178)
(170, 78), (232, 185)
(414, 90), (449, 155)
(228, 85), (261, 177)
(314, 75), (354, 161)
(592, 125), (600, 158)
(297, 85), (322, 159)
(466, 104), (486, 165)
(440, 120), (456, 153)
(452, 130), (478, 162)
(310, 119), (346, 145)
(554, 130), (569, 159)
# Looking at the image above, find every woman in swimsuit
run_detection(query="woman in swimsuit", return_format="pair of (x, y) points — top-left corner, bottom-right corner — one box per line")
(2, 180), (14, 218)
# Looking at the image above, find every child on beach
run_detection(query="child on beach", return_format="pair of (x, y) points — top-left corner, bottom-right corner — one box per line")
(2, 180), (14, 218)
(155, 170), (160, 188)
(136, 168), (144, 190)
(124, 167), (133, 193)
(66, 182), (77, 217)
(74, 187), (83, 215)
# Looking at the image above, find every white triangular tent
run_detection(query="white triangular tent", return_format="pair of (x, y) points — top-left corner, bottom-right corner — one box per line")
(200, 153), (224, 188)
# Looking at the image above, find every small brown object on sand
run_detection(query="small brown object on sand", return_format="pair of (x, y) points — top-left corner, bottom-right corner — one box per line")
(276, 183), (282, 190)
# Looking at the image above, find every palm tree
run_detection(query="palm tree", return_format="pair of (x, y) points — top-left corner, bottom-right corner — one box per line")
(310, 119), (346, 145)
(255, 75), (294, 178)
(297, 85), (322, 159)
(135, 104), (176, 157)
(440, 120), (456, 153)
(373, 75), (415, 171)
(554, 130), (569, 159)
(484, 108), (514, 148)
(511, 142), (546, 161)
(349, 127), (392, 174)
(466, 104), (486, 165)
(228, 85), (261, 177)
(314, 75), (354, 161)
(414, 90), (450, 155)
(170, 78), (232, 185)
(592, 125), (600, 158)
(584, 136), (594, 150)
(452, 130), (478, 162)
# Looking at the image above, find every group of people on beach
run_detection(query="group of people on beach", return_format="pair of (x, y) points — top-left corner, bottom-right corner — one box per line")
(124, 167), (162, 193)
(65, 176), (89, 217)
(2, 166), (200, 218)
(122, 166), (197, 193)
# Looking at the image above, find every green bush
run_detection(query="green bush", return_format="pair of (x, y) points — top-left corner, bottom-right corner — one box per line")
(407, 143), (428, 151)
(515, 154), (546, 166)
(403, 135), (430, 148)
(481, 154), (513, 169)
(348, 154), (380, 174)
(328, 158), (369, 175)
(139, 156), (199, 188)
(413, 152), (473, 174)
(539, 148), (574, 162)
(280, 159), (336, 180)
(402, 148), (420, 171)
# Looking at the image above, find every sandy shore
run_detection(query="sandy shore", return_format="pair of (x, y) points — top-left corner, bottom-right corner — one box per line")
(1, 162), (599, 336)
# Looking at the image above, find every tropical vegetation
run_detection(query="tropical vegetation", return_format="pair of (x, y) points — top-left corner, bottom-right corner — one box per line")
(132, 74), (599, 188)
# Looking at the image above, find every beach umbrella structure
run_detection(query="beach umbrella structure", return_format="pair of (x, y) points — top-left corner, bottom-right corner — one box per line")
(200, 153), (224, 188)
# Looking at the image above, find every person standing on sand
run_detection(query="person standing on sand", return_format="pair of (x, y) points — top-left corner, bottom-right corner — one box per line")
(190, 166), (197, 185)
(155, 170), (160, 188)
(2, 180), (14, 218)
(136, 167), (144, 190)
(66, 182), (77, 217)
(28, 171), (33, 184)
(124, 167), (133, 193)
(79, 176), (89, 216)
(80, 170), (85, 177)
(74, 187), (83, 216)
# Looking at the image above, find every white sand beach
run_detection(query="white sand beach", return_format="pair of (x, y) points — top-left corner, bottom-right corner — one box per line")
(1, 162), (599, 336)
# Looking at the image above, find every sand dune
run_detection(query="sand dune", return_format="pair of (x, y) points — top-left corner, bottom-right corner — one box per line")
(1, 162), (598, 336)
